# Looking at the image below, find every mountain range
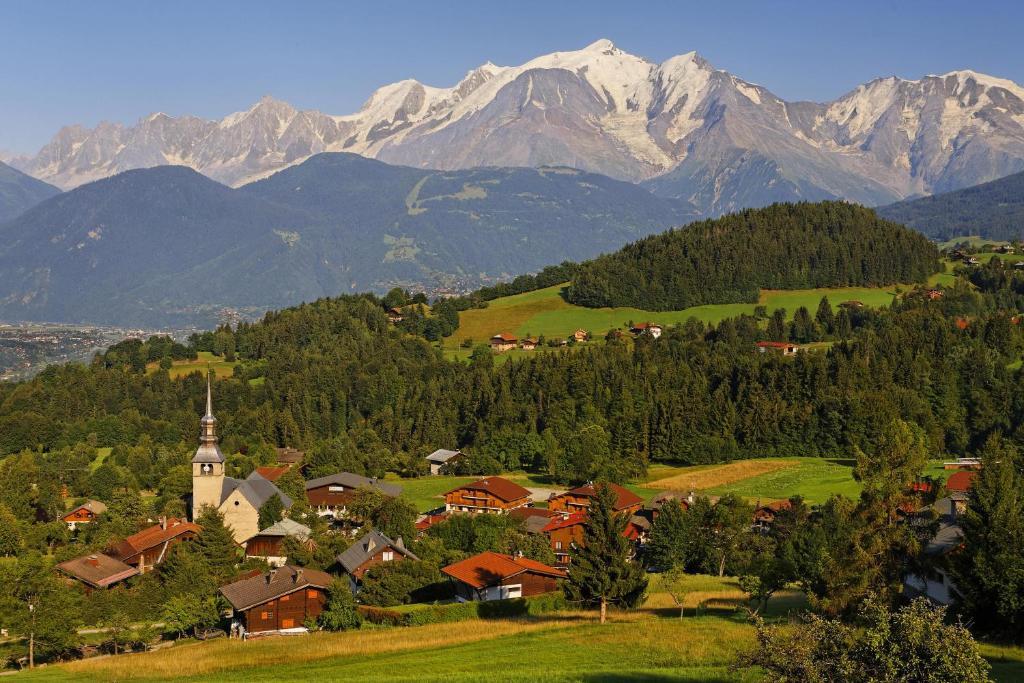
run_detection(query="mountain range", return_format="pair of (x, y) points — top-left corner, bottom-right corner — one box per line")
(0, 153), (692, 327)
(877, 169), (1024, 241)
(9, 40), (1024, 216)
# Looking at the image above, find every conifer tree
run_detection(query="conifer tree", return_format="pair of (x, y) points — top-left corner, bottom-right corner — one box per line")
(563, 482), (647, 623)
(193, 506), (239, 584)
(815, 296), (835, 334)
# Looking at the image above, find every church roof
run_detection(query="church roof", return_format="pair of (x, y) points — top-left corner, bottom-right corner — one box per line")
(218, 471), (292, 510)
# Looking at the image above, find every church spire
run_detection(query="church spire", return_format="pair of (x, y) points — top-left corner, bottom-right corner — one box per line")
(205, 371), (213, 419)
(193, 370), (224, 464)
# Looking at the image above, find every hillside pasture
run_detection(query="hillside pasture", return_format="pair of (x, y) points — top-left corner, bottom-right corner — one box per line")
(145, 351), (238, 380)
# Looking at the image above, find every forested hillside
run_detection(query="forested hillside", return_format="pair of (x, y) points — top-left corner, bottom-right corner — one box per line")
(564, 202), (941, 310)
(877, 170), (1024, 241)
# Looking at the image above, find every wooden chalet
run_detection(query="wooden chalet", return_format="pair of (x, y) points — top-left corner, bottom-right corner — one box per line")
(57, 553), (139, 591)
(998, 244), (1016, 254)
(926, 289), (944, 301)
(335, 530), (419, 588)
(107, 517), (201, 573)
(305, 472), (402, 518)
(946, 470), (977, 494)
(245, 518), (313, 567)
(547, 482), (643, 516)
(442, 551), (565, 601)
(220, 565), (332, 635)
(62, 499), (107, 529)
(519, 338), (539, 350)
(444, 477), (532, 514)
(489, 333), (518, 352)
(387, 307), (404, 323)
(425, 448), (463, 475)
(414, 512), (449, 535)
(629, 322), (663, 339)
(753, 500), (793, 532)
(755, 341), (799, 356)
(542, 512), (587, 567)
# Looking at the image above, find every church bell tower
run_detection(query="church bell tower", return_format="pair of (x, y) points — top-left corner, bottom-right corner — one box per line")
(191, 372), (225, 520)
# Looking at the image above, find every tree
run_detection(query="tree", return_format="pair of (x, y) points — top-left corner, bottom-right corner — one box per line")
(193, 506), (240, 584)
(951, 435), (1024, 641)
(0, 503), (23, 556)
(767, 308), (788, 341)
(0, 553), (83, 667)
(645, 499), (689, 570)
(708, 494), (753, 577)
(258, 494), (284, 529)
(162, 594), (220, 639)
(348, 489), (417, 543)
(814, 296), (835, 334)
(736, 599), (990, 683)
(318, 579), (362, 631)
(660, 565), (691, 619)
(563, 482), (647, 623)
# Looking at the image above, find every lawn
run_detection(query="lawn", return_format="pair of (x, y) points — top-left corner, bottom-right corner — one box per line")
(88, 447), (112, 473)
(446, 282), (912, 352)
(384, 474), (477, 513)
(145, 351), (238, 380)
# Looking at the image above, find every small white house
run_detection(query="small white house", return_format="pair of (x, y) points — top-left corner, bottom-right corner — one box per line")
(426, 448), (463, 475)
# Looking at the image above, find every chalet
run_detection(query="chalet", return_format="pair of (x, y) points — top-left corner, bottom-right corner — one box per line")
(630, 322), (663, 339)
(903, 497), (965, 605)
(647, 490), (693, 519)
(192, 377), (292, 543)
(253, 465), (291, 483)
(444, 477), (532, 514)
(573, 329), (588, 343)
(965, 256), (980, 265)
(335, 530), (419, 589)
(946, 470), (977, 494)
(62, 500), (107, 530)
(508, 506), (558, 534)
(387, 307), (404, 323)
(753, 500), (793, 532)
(542, 513), (587, 567)
(490, 333), (518, 352)
(245, 518), (313, 567)
(220, 565), (332, 636)
(442, 551), (566, 601)
(520, 338), (539, 350)
(755, 341), (799, 356)
(414, 512), (449, 535)
(107, 517), (201, 573)
(275, 447), (305, 467)
(998, 244), (1016, 254)
(57, 554), (138, 591)
(305, 472), (401, 518)
(623, 515), (651, 544)
(425, 448), (463, 475)
(547, 482), (643, 516)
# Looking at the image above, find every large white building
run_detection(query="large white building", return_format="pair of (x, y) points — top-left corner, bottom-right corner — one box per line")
(191, 376), (291, 543)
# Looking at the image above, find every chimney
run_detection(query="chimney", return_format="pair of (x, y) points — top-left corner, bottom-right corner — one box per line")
(160, 516), (168, 530)
(294, 568), (303, 584)
(395, 536), (405, 549)
(267, 568), (277, 585)
(86, 555), (99, 567)
(687, 490), (695, 504)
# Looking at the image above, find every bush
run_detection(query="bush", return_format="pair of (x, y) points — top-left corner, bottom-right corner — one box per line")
(356, 592), (566, 627)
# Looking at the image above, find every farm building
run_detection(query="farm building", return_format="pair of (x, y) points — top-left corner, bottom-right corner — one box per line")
(62, 500), (107, 530)
(548, 482), (643, 516)
(442, 551), (565, 602)
(245, 518), (314, 567)
(107, 517), (201, 573)
(573, 329), (588, 342)
(753, 500), (793, 532)
(220, 565), (332, 635)
(304, 472), (401, 518)
(444, 477), (532, 514)
(520, 338), (539, 350)
(489, 333), (518, 351)
(425, 448), (463, 475)
(629, 322), (663, 338)
(755, 341), (800, 356)
(335, 530), (419, 589)
(57, 553), (139, 591)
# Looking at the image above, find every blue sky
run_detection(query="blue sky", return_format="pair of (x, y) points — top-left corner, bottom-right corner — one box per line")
(2, 0), (1022, 154)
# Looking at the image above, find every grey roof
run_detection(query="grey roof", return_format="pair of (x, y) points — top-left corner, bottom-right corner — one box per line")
(524, 515), (553, 534)
(336, 530), (419, 575)
(304, 472), (401, 498)
(426, 449), (462, 464)
(192, 442), (225, 464)
(219, 565), (333, 611)
(256, 518), (311, 540)
(217, 471), (292, 509)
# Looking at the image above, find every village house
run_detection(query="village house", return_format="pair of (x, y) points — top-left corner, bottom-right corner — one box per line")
(943, 456), (981, 470)
(998, 244), (1015, 254)
(1014, 261), (1024, 270)
(519, 338), (539, 350)
(647, 490), (693, 520)
(755, 341), (800, 356)
(275, 447), (305, 467)
(304, 472), (401, 519)
(548, 482), (643, 516)
(56, 553), (139, 591)
(542, 513), (587, 567)
(926, 289), (944, 300)
(107, 517), (202, 573)
(444, 476), (532, 514)
(191, 377), (293, 543)
(442, 551), (566, 602)
(903, 496), (965, 605)
(220, 565), (332, 636)
(252, 465), (291, 483)
(508, 506), (558, 534)
(61, 499), (107, 530)
(630, 322), (663, 339)
(244, 518), (314, 567)
(414, 512), (449, 535)
(386, 307), (404, 323)
(753, 500), (793, 533)
(335, 530), (419, 590)
(573, 329), (588, 343)
(489, 333), (518, 352)
(965, 256), (980, 265)
(425, 448), (463, 475)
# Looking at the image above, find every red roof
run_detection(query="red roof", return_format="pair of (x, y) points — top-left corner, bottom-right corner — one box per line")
(445, 476), (531, 503)
(415, 513), (449, 532)
(442, 551), (565, 589)
(109, 518), (202, 561)
(946, 470), (978, 493)
(542, 512), (588, 533)
(553, 482), (643, 512)
(756, 341), (796, 349)
(490, 333), (517, 343)
(254, 465), (290, 482)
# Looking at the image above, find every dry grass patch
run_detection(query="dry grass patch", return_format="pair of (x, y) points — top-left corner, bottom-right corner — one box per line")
(48, 619), (579, 681)
(645, 459), (799, 491)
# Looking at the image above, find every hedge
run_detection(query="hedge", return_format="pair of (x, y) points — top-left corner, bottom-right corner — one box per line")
(357, 592), (566, 627)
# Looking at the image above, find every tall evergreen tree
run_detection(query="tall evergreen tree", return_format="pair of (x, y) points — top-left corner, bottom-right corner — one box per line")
(193, 506), (240, 584)
(563, 482), (647, 623)
(815, 296), (835, 334)
(767, 308), (788, 341)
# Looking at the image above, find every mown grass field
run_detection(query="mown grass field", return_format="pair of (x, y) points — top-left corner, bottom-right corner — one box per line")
(145, 351), (238, 380)
(25, 573), (1024, 682)
(445, 282), (919, 354)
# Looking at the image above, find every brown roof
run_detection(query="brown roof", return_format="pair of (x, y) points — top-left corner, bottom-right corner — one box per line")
(254, 465), (290, 482)
(553, 482), (644, 511)
(507, 507), (557, 522)
(109, 518), (202, 561)
(490, 333), (517, 343)
(442, 551), (565, 589)
(219, 565), (333, 611)
(57, 554), (139, 588)
(445, 476), (531, 503)
(275, 447), (305, 464)
(946, 470), (978, 493)
(62, 499), (107, 519)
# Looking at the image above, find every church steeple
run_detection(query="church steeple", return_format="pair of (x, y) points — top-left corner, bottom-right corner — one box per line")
(192, 371), (225, 521)
(192, 371), (224, 465)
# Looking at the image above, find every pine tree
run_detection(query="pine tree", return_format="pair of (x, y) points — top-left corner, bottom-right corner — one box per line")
(563, 482), (647, 623)
(193, 506), (239, 584)
(815, 296), (835, 334)
(767, 308), (788, 341)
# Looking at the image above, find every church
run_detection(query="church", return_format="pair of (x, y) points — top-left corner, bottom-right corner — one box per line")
(192, 376), (292, 544)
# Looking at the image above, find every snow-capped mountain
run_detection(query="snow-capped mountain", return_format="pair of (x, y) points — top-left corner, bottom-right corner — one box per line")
(11, 40), (1024, 214)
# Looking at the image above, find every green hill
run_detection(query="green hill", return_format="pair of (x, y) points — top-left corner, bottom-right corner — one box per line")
(564, 201), (941, 310)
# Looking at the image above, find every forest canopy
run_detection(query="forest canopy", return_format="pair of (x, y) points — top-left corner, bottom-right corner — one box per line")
(564, 202), (941, 310)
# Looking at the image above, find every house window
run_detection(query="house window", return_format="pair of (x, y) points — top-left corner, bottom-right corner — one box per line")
(261, 610), (273, 620)
(555, 541), (562, 550)
(383, 551), (394, 561)
(307, 590), (318, 599)
(328, 485), (345, 492)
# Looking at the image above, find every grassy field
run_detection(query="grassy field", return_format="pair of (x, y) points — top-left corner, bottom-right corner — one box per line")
(445, 282), (914, 352)
(88, 447), (112, 473)
(145, 351), (238, 380)
(24, 572), (1024, 682)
